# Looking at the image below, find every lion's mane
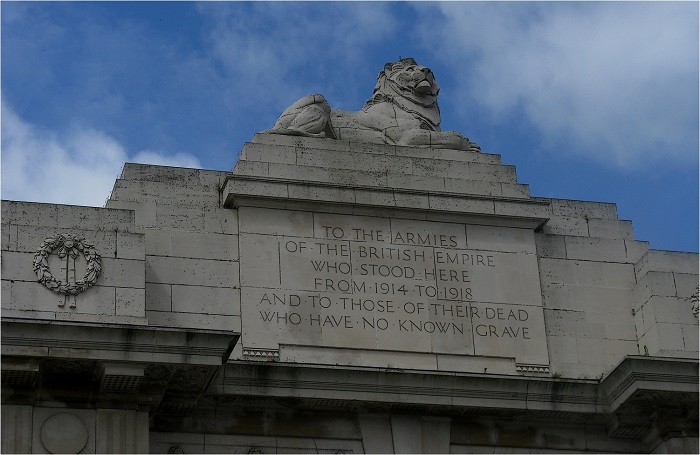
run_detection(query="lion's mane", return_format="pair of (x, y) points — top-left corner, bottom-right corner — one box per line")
(362, 58), (442, 132)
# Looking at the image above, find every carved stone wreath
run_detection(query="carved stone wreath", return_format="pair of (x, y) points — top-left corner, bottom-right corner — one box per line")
(33, 233), (102, 295)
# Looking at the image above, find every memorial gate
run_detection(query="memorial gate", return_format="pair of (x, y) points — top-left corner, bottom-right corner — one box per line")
(2, 58), (697, 453)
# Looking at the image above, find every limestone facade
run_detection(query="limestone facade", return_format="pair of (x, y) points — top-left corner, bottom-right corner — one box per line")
(2, 133), (697, 453)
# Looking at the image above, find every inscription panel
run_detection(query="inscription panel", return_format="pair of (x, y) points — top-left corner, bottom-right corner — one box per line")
(239, 208), (549, 368)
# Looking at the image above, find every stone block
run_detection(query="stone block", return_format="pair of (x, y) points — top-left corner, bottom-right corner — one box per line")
(603, 262), (636, 288)
(355, 188), (396, 207)
(256, 133), (352, 152)
(238, 233), (280, 288)
(176, 232), (237, 260)
(539, 258), (575, 285)
(350, 140), (396, 155)
(226, 178), (289, 201)
(541, 216), (589, 237)
(100, 258), (145, 288)
(548, 199), (618, 220)
(576, 338), (637, 370)
(547, 335), (580, 367)
(1, 405), (33, 454)
(432, 148), (502, 165)
(635, 250), (699, 276)
(625, 240), (649, 263)
(2, 223), (16, 251)
(2, 201), (57, 228)
(287, 183), (356, 204)
(436, 354), (515, 374)
(393, 192), (430, 210)
(500, 183), (531, 198)
(648, 295), (690, 324)
(494, 200), (550, 219)
(116, 231), (144, 260)
(203, 207), (238, 235)
(111, 180), (217, 208)
(146, 310), (241, 332)
(154, 204), (206, 232)
(171, 285), (240, 316)
(145, 256), (237, 288)
(568, 285), (633, 315)
(564, 237), (627, 263)
(120, 163), (208, 187)
(95, 409), (149, 454)
(428, 195), (495, 214)
(1, 251), (40, 282)
(545, 308), (586, 337)
(388, 173), (445, 192)
(638, 323), (661, 356)
(571, 260), (607, 287)
(535, 234), (567, 259)
(271, 162), (390, 188)
(586, 311), (636, 340)
(239, 141), (297, 164)
(146, 282), (172, 312)
(391, 415), (422, 453)
(296, 148), (387, 173)
(198, 169), (227, 188)
(587, 218), (634, 240)
(681, 324), (699, 352)
(421, 417), (451, 454)
(655, 323), (686, 352)
(673, 272), (699, 298)
(466, 225), (535, 253)
(116, 287), (145, 317)
(105, 200), (157, 228)
(280, 345), (438, 371)
(239, 207), (312, 237)
(442, 178), (501, 197)
(232, 159), (269, 177)
(642, 271), (678, 298)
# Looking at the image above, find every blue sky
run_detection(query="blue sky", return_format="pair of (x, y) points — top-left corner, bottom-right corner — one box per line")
(2, 1), (698, 253)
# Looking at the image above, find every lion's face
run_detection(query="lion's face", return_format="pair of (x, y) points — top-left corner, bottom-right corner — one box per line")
(386, 61), (440, 97)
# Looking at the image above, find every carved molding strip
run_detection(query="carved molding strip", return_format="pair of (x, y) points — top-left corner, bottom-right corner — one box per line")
(515, 364), (550, 374)
(242, 348), (280, 361)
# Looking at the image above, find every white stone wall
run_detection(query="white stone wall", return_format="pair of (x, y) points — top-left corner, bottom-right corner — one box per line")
(106, 164), (241, 333)
(1, 201), (146, 324)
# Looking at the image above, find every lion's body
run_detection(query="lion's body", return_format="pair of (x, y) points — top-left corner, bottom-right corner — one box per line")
(265, 58), (479, 152)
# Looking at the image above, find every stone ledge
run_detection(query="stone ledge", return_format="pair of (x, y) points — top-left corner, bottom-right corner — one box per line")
(213, 355), (698, 417)
(222, 175), (550, 230)
(1, 318), (238, 366)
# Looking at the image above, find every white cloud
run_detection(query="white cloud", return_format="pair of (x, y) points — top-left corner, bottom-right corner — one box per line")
(416, 2), (698, 168)
(1, 101), (201, 207)
(196, 3), (400, 110)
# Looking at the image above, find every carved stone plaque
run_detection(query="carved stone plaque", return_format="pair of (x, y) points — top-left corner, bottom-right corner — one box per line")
(238, 207), (550, 370)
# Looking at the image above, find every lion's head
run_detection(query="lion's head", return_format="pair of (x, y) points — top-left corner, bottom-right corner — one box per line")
(363, 57), (442, 131)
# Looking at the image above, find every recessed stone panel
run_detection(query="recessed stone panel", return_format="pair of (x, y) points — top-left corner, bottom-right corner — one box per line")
(238, 208), (549, 371)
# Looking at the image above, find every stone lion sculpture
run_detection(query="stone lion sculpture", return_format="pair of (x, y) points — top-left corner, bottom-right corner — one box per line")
(263, 58), (480, 152)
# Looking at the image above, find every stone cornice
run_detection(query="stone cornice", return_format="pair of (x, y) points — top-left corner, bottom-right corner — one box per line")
(222, 175), (550, 230)
(1, 318), (238, 366)
(213, 356), (698, 417)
